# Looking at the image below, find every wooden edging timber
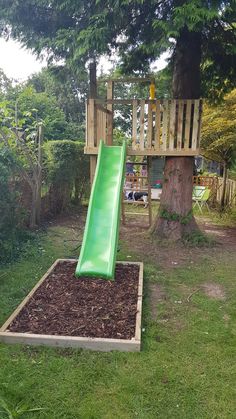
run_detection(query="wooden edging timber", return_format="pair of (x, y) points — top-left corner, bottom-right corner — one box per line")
(0, 259), (143, 352)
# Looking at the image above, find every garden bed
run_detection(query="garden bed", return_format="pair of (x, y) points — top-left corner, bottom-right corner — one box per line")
(0, 259), (143, 351)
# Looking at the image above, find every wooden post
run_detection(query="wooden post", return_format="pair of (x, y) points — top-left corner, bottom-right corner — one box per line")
(147, 102), (153, 149)
(132, 99), (138, 150)
(155, 100), (161, 150)
(89, 62), (97, 99)
(107, 80), (114, 145)
(89, 62), (97, 186)
(140, 100), (145, 150)
(121, 190), (125, 225)
(147, 157), (152, 227)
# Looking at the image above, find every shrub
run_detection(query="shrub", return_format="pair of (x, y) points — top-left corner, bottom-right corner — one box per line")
(44, 140), (89, 213)
(0, 147), (28, 263)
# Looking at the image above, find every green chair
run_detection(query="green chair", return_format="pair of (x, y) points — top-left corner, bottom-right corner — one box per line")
(193, 187), (210, 213)
(192, 185), (206, 198)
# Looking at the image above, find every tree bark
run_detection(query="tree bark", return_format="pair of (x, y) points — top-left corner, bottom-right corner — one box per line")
(220, 161), (228, 210)
(35, 123), (43, 225)
(29, 186), (37, 229)
(152, 28), (202, 240)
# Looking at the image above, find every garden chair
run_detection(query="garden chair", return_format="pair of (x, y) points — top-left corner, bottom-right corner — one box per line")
(192, 185), (206, 198)
(193, 187), (211, 213)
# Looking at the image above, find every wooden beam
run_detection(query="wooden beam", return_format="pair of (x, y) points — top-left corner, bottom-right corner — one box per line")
(192, 99), (200, 150)
(132, 99), (138, 150)
(121, 191), (125, 225)
(95, 99), (157, 105)
(87, 99), (96, 147)
(162, 100), (169, 151)
(84, 146), (201, 157)
(97, 77), (153, 83)
(154, 100), (161, 150)
(90, 155), (97, 186)
(196, 99), (203, 149)
(124, 212), (149, 216)
(89, 62), (97, 153)
(107, 80), (114, 145)
(147, 157), (152, 227)
(140, 100), (145, 150)
(95, 98), (199, 105)
(177, 100), (184, 150)
(184, 100), (192, 150)
(96, 104), (112, 115)
(147, 102), (153, 149)
(169, 100), (176, 150)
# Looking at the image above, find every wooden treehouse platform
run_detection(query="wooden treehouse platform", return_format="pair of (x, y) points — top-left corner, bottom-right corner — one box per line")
(85, 97), (203, 157)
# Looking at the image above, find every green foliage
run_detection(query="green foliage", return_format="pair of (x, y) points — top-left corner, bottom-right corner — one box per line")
(0, 146), (29, 264)
(1, 1), (235, 100)
(0, 69), (12, 100)
(229, 159), (236, 180)
(113, 128), (131, 147)
(44, 140), (89, 212)
(159, 209), (193, 225)
(0, 67), (82, 142)
(182, 230), (214, 247)
(201, 89), (236, 167)
(15, 86), (67, 140)
(28, 66), (88, 139)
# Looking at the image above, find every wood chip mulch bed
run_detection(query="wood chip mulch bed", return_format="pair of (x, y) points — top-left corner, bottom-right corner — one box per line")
(8, 261), (140, 340)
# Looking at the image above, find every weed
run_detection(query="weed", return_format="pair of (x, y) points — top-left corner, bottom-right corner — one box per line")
(182, 230), (215, 246)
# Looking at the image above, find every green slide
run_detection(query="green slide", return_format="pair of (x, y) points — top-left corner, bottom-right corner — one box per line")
(76, 141), (126, 280)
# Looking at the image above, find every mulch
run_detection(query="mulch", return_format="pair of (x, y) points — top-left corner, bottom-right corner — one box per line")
(8, 261), (140, 340)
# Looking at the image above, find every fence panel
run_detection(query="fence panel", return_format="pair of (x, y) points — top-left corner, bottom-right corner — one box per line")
(193, 176), (236, 207)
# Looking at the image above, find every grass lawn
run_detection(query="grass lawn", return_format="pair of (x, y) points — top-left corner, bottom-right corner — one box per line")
(0, 211), (236, 418)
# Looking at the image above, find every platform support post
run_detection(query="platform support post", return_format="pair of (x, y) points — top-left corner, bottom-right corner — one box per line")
(147, 157), (152, 227)
(107, 81), (114, 145)
(89, 62), (97, 186)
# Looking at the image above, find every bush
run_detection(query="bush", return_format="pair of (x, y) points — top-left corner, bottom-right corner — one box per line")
(44, 140), (89, 213)
(0, 147), (28, 263)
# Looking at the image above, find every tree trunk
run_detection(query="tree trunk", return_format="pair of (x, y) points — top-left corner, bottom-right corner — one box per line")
(35, 123), (43, 225)
(35, 180), (41, 225)
(220, 161), (228, 210)
(74, 177), (80, 204)
(151, 157), (198, 239)
(152, 28), (202, 240)
(29, 186), (37, 229)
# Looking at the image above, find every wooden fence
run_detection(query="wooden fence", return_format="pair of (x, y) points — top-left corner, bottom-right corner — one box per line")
(85, 98), (203, 156)
(216, 178), (236, 207)
(193, 176), (236, 207)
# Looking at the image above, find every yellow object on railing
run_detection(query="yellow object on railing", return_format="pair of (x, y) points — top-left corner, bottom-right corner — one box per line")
(150, 81), (155, 100)
(149, 81), (156, 111)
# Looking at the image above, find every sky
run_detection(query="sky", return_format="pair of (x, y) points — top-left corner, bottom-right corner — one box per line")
(0, 38), (169, 82)
(0, 38), (47, 81)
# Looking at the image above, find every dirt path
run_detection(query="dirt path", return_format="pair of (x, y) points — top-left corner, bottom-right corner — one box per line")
(120, 216), (236, 270)
(50, 209), (236, 271)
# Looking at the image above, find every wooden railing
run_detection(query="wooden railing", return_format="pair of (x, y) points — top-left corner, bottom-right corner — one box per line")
(85, 98), (203, 156)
